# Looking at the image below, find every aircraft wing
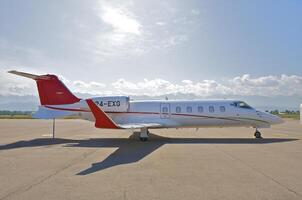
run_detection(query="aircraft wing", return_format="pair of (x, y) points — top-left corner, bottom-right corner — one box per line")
(118, 123), (163, 129)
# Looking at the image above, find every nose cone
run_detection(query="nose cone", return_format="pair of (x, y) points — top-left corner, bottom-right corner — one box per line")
(262, 112), (284, 125)
(271, 115), (284, 124)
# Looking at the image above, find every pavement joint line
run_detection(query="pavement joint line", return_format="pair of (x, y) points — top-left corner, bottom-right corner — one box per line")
(213, 145), (302, 198)
(271, 128), (302, 135)
(0, 147), (99, 200)
(274, 133), (289, 137)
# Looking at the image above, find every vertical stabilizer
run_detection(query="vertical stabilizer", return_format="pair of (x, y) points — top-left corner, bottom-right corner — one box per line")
(8, 70), (80, 105)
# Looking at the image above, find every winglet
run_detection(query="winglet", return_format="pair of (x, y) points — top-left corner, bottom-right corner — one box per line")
(86, 99), (119, 129)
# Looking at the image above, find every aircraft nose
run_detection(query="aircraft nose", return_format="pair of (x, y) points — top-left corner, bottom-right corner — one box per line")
(272, 115), (284, 124)
(258, 111), (284, 125)
(266, 113), (284, 124)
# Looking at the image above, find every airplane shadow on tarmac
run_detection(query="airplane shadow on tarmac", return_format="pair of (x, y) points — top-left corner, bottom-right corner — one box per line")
(0, 133), (298, 175)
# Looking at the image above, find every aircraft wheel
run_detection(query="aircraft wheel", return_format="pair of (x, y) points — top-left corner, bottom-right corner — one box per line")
(139, 127), (149, 142)
(140, 137), (148, 142)
(254, 131), (262, 139)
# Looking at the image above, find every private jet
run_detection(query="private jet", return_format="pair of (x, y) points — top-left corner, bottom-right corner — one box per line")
(8, 70), (284, 141)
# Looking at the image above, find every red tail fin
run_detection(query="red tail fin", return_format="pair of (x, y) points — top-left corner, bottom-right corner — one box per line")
(8, 70), (80, 105)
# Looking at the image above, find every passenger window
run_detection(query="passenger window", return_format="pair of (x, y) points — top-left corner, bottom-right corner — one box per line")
(176, 106), (181, 113)
(209, 106), (214, 113)
(220, 106), (226, 112)
(186, 106), (192, 113)
(198, 106), (203, 113)
(162, 107), (168, 113)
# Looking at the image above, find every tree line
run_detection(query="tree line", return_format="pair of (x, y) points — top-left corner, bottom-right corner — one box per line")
(0, 111), (33, 116)
(268, 110), (300, 115)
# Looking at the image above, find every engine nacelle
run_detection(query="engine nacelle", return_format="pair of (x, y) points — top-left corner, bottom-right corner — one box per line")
(90, 96), (130, 112)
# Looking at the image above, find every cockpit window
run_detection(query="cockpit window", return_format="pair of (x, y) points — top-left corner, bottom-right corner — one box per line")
(239, 102), (252, 109)
(230, 101), (253, 109)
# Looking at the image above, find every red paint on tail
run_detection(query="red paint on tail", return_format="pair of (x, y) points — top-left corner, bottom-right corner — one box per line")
(35, 74), (80, 105)
(8, 71), (80, 105)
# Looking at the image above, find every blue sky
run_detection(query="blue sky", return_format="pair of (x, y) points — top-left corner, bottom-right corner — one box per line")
(0, 0), (301, 109)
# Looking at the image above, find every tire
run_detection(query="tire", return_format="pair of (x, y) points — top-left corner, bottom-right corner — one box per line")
(254, 131), (261, 139)
(140, 137), (148, 142)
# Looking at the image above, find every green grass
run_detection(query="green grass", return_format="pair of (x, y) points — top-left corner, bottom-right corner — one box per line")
(0, 115), (33, 119)
(0, 115), (80, 119)
(278, 114), (300, 120)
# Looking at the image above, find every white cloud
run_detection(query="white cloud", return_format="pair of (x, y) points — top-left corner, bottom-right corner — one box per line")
(0, 72), (37, 96)
(3, 72), (301, 97)
(90, 1), (195, 59)
(191, 9), (200, 16)
(92, 74), (302, 97)
(59, 77), (107, 95)
(0, 38), (50, 69)
(229, 74), (302, 96)
(100, 5), (141, 35)
(164, 35), (188, 47)
(93, 1), (146, 58)
(71, 74), (302, 97)
(156, 21), (166, 26)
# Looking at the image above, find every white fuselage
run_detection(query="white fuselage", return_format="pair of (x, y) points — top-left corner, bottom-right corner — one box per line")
(70, 99), (283, 129)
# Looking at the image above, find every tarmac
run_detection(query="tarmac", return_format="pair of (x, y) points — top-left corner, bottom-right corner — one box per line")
(0, 119), (301, 200)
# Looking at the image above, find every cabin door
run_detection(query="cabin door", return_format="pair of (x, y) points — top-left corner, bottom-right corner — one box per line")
(160, 103), (171, 118)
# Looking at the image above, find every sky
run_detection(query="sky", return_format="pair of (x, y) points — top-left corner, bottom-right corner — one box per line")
(0, 0), (302, 110)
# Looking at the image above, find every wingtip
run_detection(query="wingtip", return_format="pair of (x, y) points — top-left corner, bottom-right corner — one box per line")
(7, 70), (17, 74)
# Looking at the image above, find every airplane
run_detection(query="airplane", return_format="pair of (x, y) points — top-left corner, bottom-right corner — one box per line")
(8, 70), (284, 141)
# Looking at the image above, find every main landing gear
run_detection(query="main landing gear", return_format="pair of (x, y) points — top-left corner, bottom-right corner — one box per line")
(254, 129), (262, 139)
(139, 127), (149, 142)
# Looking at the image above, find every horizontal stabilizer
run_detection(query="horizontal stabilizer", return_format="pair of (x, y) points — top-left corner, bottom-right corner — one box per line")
(33, 106), (76, 119)
(8, 70), (50, 80)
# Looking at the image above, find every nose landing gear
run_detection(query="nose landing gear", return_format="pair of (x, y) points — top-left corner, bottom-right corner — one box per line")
(139, 127), (149, 142)
(254, 129), (262, 139)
